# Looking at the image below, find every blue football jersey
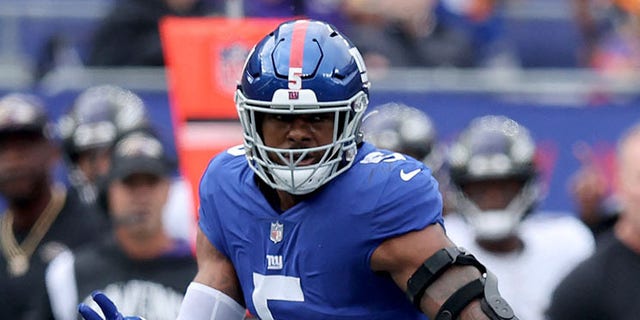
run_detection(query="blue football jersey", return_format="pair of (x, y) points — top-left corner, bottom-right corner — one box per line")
(199, 142), (443, 320)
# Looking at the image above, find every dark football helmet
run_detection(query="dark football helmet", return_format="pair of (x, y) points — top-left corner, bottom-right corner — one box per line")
(58, 84), (150, 163)
(235, 19), (370, 194)
(57, 85), (150, 204)
(447, 115), (540, 240)
(361, 102), (444, 173)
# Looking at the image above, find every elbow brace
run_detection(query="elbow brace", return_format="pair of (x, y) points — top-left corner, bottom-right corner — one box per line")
(177, 282), (246, 320)
(406, 246), (518, 320)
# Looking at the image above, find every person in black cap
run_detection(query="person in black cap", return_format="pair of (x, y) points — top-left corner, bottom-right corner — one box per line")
(0, 93), (107, 319)
(58, 84), (196, 243)
(38, 131), (196, 320)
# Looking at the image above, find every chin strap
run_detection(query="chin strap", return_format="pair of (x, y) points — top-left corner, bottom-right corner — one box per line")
(406, 246), (518, 320)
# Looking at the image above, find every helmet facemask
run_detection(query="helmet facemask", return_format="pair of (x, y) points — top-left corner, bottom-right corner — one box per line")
(451, 177), (541, 241)
(235, 19), (370, 194)
(237, 89), (368, 195)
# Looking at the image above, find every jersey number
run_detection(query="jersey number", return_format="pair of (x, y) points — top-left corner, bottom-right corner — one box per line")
(252, 273), (304, 320)
(360, 151), (406, 164)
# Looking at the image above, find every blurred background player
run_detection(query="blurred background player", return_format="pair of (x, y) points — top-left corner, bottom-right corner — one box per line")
(443, 115), (594, 320)
(362, 102), (445, 173)
(58, 84), (149, 206)
(40, 131), (197, 320)
(0, 93), (107, 319)
(361, 102), (452, 213)
(58, 84), (196, 242)
(547, 121), (640, 319)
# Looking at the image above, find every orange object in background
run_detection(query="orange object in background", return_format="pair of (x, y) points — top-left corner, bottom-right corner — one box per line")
(177, 120), (244, 215)
(615, 0), (640, 15)
(161, 17), (285, 121)
(160, 17), (286, 224)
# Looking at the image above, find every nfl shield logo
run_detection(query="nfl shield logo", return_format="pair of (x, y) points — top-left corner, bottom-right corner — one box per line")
(270, 221), (284, 244)
(215, 43), (251, 94)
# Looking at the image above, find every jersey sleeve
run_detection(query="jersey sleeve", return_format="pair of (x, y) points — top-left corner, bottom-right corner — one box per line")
(197, 155), (231, 258)
(369, 163), (444, 242)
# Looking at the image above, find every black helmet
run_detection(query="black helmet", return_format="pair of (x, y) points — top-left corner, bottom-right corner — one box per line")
(362, 102), (444, 172)
(58, 85), (150, 163)
(447, 115), (541, 240)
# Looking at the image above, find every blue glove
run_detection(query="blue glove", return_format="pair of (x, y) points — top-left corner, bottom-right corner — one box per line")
(78, 291), (145, 320)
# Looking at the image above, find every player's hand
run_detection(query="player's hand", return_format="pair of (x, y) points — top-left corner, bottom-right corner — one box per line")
(78, 291), (146, 320)
(570, 141), (608, 226)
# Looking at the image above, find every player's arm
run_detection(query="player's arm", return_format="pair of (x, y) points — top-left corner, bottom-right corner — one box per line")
(78, 228), (245, 320)
(175, 226), (246, 320)
(191, 225), (243, 301)
(371, 223), (517, 320)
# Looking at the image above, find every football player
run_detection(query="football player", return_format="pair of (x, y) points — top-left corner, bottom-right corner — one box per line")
(443, 115), (594, 320)
(80, 19), (517, 320)
(548, 121), (640, 319)
(58, 84), (149, 205)
(40, 131), (196, 320)
(58, 85), (195, 242)
(0, 93), (106, 318)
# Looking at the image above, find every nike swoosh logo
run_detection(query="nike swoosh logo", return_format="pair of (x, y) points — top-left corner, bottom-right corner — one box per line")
(400, 168), (421, 181)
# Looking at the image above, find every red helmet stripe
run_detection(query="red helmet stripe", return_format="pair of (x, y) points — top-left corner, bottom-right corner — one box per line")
(289, 20), (310, 69)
